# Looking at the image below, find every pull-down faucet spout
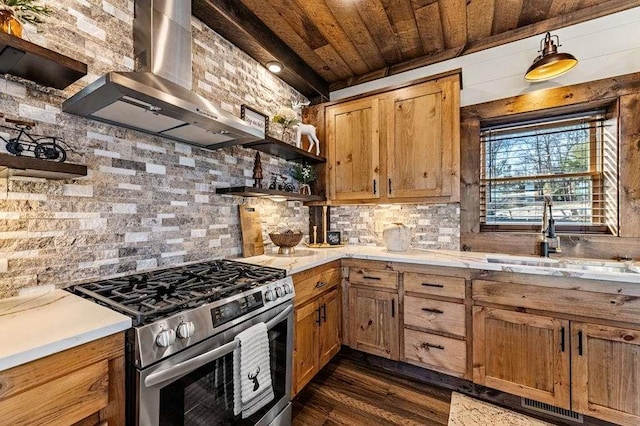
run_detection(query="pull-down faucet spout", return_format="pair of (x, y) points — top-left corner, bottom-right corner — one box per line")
(540, 195), (561, 257)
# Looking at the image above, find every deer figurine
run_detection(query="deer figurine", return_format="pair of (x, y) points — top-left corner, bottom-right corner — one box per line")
(291, 100), (320, 156)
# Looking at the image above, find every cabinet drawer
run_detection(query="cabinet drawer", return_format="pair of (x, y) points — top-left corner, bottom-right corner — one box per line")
(349, 267), (398, 289)
(404, 329), (466, 377)
(404, 296), (466, 337)
(404, 272), (465, 299)
(294, 266), (341, 307)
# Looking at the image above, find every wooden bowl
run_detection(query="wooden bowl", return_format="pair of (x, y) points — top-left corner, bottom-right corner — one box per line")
(269, 232), (303, 254)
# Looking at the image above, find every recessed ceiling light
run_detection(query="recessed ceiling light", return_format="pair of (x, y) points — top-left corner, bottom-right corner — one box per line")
(266, 61), (283, 73)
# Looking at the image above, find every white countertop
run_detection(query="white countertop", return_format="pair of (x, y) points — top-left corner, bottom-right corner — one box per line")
(0, 288), (131, 371)
(238, 245), (640, 289)
(4, 246), (638, 372)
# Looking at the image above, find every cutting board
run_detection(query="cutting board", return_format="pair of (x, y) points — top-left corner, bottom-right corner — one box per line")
(239, 205), (264, 257)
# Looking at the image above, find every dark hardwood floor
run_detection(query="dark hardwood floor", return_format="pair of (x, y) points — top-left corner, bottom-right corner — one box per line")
(291, 351), (614, 426)
(291, 354), (452, 425)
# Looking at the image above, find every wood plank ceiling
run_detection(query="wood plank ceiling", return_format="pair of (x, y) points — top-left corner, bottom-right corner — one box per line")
(192, 0), (639, 100)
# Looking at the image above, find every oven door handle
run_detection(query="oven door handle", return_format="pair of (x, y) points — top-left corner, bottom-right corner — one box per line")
(144, 304), (293, 389)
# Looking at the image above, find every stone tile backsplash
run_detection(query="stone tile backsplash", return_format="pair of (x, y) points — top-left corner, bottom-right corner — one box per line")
(0, 1), (462, 298)
(329, 204), (460, 250)
(0, 1), (308, 297)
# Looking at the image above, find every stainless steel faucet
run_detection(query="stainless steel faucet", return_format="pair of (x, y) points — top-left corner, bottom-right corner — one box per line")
(540, 195), (561, 257)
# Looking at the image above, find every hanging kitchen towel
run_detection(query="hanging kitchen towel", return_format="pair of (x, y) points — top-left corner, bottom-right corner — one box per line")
(233, 322), (274, 418)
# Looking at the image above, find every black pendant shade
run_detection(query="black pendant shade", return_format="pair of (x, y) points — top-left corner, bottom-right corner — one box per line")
(525, 32), (578, 82)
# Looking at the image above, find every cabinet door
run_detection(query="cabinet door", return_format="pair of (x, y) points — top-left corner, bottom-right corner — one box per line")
(473, 307), (570, 408)
(327, 97), (380, 201)
(348, 287), (399, 360)
(572, 322), (640, 425)
(318, 289), (341, 368)
(385, 76), (460, 201)
(293, 301), (319, 396)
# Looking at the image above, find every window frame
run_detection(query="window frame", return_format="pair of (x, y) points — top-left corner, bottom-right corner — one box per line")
(478, 110), (614, 235)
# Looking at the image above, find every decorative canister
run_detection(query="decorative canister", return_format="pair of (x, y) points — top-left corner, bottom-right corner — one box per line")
(382, 222), (411, 252)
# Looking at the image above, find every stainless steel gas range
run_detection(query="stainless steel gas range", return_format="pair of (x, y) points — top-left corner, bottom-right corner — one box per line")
(69, 259), (294, 426)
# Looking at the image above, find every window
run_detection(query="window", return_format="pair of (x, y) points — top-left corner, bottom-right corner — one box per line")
(480, 110), (618, 234)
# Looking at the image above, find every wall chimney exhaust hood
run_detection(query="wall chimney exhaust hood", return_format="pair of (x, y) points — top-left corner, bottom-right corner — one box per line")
(62, 0), (263, 150)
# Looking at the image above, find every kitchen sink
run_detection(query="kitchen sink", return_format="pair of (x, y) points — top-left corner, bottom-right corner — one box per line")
(486, 256), (639, 274)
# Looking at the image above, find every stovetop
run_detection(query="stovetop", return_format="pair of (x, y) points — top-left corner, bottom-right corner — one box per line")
(71, 259), (286, 326)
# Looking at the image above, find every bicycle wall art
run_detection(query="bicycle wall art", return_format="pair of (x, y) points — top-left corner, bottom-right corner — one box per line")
(0, 117), (73, 163)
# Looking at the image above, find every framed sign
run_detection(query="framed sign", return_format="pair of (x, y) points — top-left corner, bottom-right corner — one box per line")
(241, 105), (269, 134)
(326, 231), (341, 245)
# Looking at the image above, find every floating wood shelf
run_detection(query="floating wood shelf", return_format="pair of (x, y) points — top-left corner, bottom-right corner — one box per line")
(0, 153), (87, 179)
(216, 186), (324, 202)
(0, 32), (87, 89)
(246, 136), (326, 164)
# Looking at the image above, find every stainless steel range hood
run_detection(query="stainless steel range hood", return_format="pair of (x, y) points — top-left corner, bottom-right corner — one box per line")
(62, 0), (263, 149)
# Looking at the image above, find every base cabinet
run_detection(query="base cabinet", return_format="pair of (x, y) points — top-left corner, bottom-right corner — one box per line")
(473, 281), (640, 425)
(0, 333), (125, 426)
(473, 307), (570, 408)
(292, 262), (342, 396)
(348, 287), (399, 360)
(571, 322), (640, 425)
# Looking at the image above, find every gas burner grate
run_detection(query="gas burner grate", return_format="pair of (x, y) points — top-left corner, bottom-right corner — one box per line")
(71, 259), (285, 325)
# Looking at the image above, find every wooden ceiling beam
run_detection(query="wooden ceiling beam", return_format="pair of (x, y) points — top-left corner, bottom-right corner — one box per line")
(331, 0), (639, 92)
(192, 0), (330, 99)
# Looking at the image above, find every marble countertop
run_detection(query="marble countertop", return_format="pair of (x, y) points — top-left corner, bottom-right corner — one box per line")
(0, 287), (131, 371)
(238, 245), (640, 288)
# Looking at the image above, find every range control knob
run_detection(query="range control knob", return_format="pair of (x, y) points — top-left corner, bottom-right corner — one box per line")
(155, 329), (176, 348)
(275, 286), (285, 298)
(176, 321), (195, 339)
(265, 289), (276, 301)
(282, 283), (292, 294)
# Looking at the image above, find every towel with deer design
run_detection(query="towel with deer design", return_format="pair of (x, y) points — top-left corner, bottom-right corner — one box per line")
(233, 322), (274, 418)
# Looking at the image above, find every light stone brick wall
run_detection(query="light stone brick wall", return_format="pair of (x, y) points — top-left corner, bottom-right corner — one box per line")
(0, 1), (309, 297)
(330, 204), (460, 250)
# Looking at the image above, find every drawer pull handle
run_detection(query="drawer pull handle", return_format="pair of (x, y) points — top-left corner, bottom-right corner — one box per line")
(421, 308), (444, 314)
(578, 331), (584, 356)
(315, 281), (327, 289)
(421, 343), (444, 351)
(421, 283), (444, 288)
(560, 327), (566, 352)
(391, 299), (395, 318)
(363, 276), (381, 280)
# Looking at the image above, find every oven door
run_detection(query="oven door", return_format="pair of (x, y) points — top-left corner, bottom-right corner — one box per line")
(137, 302), (293, 426)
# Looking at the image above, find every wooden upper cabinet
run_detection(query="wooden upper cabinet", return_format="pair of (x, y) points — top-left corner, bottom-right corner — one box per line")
(326, 97), (380, 201)
(385, 77), (460, 201)
(572, 322), (640, 425)
(473, 307), (570, 409)
(324, 73), (460, 204)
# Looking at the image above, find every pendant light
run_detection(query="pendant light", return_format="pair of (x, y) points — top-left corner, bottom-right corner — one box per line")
(524, 32), (578, 82)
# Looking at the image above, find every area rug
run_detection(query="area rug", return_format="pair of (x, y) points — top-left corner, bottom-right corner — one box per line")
(448, 392), (555, 426)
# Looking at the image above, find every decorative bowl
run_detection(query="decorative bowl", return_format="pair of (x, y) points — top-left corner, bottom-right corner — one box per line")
(269, 232), (303, 254)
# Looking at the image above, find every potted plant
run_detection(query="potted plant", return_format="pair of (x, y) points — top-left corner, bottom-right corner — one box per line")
(272, 107), (299, 143)
(290, 162), (316, 195)
(0, 0), (51, 38)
